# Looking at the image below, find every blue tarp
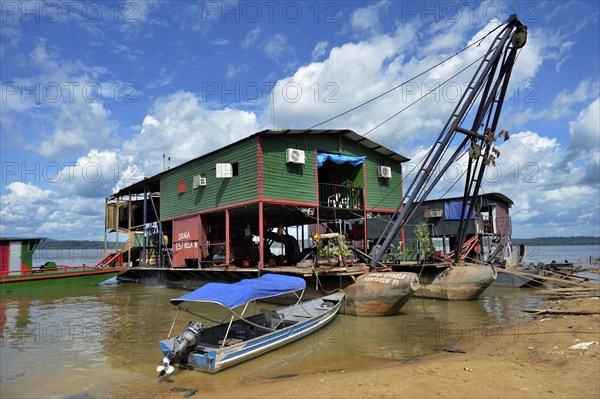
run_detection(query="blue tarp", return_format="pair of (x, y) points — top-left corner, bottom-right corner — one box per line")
(317, 153), (366, 168)
(443, 200), (497, 220)
(170, 274), (306, 309)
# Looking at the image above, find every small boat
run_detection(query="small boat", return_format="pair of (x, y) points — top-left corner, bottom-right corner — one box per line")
(156, 274), (343, 374)
(1, 237), (125, 293)
(492, 267), (544, 288)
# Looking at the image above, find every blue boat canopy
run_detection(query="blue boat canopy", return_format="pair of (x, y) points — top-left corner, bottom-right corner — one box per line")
(170, 274), (306, 309)
(317, 153), (366, 168)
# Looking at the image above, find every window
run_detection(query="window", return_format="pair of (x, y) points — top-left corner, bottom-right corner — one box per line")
(216, 162), (239, 178)
(178, 180), (186, 194)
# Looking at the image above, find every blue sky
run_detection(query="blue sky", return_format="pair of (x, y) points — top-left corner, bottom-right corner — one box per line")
(1, 0), (599, 240)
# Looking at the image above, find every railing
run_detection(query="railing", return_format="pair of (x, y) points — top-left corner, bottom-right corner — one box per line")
(0, 252), (125, 280)
(319, 183), (363, 209)
(94, 252), (123, 268)
(1, 264), (123, 281)
(476, 213), (494, 234)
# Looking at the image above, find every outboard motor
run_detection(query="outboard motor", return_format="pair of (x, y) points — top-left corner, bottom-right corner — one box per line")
(157, 322), (204, 376)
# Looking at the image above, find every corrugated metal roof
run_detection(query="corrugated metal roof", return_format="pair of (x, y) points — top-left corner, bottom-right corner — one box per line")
(422, 192), (514, 207)
(256, 129), (410, 164)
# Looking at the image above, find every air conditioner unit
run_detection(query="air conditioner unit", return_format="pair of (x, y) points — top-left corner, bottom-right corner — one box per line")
(430, 209), (443, 218)
(193, 175), (207, 188)
(378, 165), (392, 178)
(286, 148), (305, 164)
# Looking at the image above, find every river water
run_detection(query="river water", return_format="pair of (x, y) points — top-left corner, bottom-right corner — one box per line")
(1, 245), (598, 398)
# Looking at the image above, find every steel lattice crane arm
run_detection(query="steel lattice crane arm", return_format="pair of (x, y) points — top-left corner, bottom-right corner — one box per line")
(370, 14), (527, 268)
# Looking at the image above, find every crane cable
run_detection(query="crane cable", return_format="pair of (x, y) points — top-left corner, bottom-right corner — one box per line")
(307, 21), (508, 130)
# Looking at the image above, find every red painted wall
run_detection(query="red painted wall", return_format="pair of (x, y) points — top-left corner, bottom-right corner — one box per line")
(0, 242), (8, 276)
(172, 215), (200, 267)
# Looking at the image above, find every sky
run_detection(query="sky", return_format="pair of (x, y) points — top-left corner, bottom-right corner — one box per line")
(1, 0), (599, 240)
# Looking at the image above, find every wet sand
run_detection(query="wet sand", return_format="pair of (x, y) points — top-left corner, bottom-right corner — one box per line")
(155, 295), (600, 399)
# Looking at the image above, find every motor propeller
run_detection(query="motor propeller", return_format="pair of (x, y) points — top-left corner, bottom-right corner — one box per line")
(156, 356), (174, 376)
(156, 322), (204, 377)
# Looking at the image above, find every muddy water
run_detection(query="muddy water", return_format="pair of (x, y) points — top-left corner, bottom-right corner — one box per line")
(1, 282), (542, 398)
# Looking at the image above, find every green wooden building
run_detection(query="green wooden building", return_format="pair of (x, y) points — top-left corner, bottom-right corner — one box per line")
(107, 129), (409, 268)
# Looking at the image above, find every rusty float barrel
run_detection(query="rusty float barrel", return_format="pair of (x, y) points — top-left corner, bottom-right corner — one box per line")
(343, 272), (420, 316)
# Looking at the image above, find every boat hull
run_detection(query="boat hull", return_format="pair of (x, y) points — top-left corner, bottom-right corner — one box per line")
(0, 268), (123, 293)
(343, 272), (419, 316)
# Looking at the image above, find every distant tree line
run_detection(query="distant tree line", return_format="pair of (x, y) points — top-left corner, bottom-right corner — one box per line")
(512, 236), (600, 246)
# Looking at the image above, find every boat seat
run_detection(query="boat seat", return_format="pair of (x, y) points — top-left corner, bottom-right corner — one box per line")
(292, 313), (312, 318)
(261, 310), (284, 329)
(218, 337), (244, 346)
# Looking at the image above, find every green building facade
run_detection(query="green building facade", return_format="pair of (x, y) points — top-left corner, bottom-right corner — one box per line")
(109, 129), (409, 268)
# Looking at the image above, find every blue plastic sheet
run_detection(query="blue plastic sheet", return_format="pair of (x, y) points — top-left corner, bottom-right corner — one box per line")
(317, 153), (366, 168)
(443, 200), (497, 220)
(170, 274), (306, 309)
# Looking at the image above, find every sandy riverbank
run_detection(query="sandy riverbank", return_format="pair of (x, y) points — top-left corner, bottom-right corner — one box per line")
(156, 295), (600, 399)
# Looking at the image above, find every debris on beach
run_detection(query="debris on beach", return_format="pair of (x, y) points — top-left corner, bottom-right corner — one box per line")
(569, 341), (599, 350)
(168, 387), (198, 398)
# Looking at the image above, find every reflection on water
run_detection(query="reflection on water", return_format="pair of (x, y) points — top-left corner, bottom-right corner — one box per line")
(2, 245), (593, 397)
(1, 281), (547, 398)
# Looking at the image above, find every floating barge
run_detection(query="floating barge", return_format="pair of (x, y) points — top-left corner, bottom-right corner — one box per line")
(108, 129), (419, 316)
(1, 237), (125, 293)
(360, 193), (513, 299)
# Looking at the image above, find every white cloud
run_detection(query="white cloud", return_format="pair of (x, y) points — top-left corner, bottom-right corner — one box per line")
(565, 98), (600, 161)
(36, 102), (117, 158)
(210, 38), (230, 46)
(269, 20), (506, 145)
(261, 33), (297, 67)
(57, 149), (137, 198)
(226, 63), (249, 79)
(513, 79), (599, 125)
(3, 182), (51, 202)
(0, 176), (115, 239)
(242, 27), (261, 48)
(350, 1), (389, 34)
(1, 39), (118, 158)
(479, 129), (598, 236)
(122, 91), (261, 176)
(311, 41), (329, 60)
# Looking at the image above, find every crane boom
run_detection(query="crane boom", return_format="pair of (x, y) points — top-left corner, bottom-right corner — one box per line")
(370, 14), (527, 268)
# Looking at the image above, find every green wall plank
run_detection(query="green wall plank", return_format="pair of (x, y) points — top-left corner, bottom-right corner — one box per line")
(160, 138), (258, 218)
